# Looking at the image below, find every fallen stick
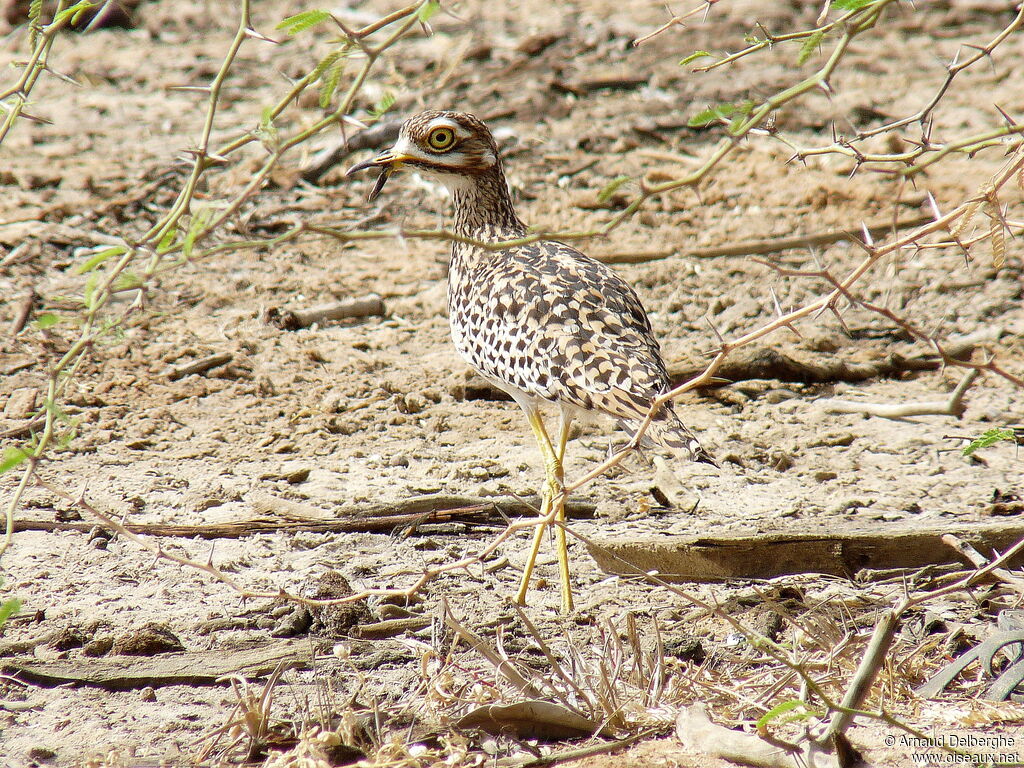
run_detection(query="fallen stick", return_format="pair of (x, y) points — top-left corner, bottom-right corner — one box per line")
(823, 368), (980, 419)
(1, 638), (315, 690)
(263, 294), (385, 330)
(670, 332), (994, 388)
(351, 616), (431, 639)
(597, 215), (932, 264)
(0, 415), (44, 440)
(676, 705), (844, 768)
(163, 352), (233, 381)
(13, 493), (597, 539)
(586, 522), (1024, 582)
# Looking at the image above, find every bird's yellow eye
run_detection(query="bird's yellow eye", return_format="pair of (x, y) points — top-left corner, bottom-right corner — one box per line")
(427, 126), (456, 151)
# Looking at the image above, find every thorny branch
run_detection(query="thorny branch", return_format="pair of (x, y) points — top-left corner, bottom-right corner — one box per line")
(0, 0), (72, 145)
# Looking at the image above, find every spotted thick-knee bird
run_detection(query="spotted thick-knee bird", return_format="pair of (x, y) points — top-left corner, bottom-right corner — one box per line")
(348, 110), (716, 613)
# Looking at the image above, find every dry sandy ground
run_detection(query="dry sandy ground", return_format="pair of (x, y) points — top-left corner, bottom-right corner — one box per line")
(1, 0), (1023, 766)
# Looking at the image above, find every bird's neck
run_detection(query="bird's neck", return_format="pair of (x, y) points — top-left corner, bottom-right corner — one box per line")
(447, 164), (526, 240)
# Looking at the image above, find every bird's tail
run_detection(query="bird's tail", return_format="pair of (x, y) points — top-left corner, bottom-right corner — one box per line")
(620, 405), (718, 467)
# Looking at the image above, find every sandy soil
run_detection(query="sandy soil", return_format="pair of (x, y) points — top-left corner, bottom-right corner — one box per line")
(1, 1), (1023, 766)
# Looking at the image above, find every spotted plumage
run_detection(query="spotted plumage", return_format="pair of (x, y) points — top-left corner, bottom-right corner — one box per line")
(348, 110), (715, 611)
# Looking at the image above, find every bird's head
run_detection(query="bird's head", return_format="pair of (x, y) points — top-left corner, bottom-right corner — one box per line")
(346, 110), (499, 201)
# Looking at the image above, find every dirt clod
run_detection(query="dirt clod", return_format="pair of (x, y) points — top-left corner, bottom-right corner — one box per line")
(110, 623), (185, 657)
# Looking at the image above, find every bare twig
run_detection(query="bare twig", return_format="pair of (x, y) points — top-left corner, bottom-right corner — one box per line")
(822, 368), (981, 419)
(942, 534), (1024, 598)
(163, 353), (233, 381)
(263, 294), (385, 331)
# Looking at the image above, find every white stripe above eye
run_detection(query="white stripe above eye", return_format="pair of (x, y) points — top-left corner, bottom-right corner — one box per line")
(425, 117), (471, 139)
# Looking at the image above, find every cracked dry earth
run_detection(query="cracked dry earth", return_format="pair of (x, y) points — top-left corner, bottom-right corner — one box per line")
(1, 0), (1023, 766)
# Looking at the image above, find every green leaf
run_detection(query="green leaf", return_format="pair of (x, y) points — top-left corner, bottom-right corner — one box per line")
(276, 9), (330, 35)
(319, 57), (345, 109)
(962, 427), (1017, 457)
(726, 99), (756, 133)
(83, 273), (100, 310)
(54, 0), (95, 26)
(688, 103), (737, 128)
(183, 207), (213, 260)
(112, 271), (142, 292)
(0, 596), (21, 629)
(368, 89), (397, 119)
(679, 51), (712, 66)
(156, 226), (178, 254)
(418, 0), (441, 23)
(310, 49), (342, 82)
(74, 245), (127, 275)
(34, 312), (60, 329)
(798, 29), (826, 65)
(831, 0), (875, 9)
(597, 175), (631, 203)
(0, 447), (30, 474)
(756, 700), (821, 730)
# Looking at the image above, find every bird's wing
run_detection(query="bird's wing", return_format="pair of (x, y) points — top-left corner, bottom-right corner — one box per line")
(464, 242), (672, 418)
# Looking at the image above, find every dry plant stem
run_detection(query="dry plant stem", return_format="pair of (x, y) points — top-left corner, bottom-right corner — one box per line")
(942, 534), (1024, 597)
(823, 367), (980, 419)
(0, 0), (70, 146)
(442, 602), (545, 699)
(510, 728), (659, 768)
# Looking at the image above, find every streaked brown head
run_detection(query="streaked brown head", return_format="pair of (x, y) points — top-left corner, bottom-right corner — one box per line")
(346, 110), (499, 200)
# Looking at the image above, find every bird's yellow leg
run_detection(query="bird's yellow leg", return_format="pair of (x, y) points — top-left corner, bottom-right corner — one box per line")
(514, 408), (573, 612)
(552, 413), (573, 613)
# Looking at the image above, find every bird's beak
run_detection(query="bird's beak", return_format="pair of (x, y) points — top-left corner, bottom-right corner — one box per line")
(346, 149), (413, 202)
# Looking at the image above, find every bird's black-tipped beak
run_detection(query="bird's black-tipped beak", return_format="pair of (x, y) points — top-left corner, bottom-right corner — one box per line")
(346, 150), (412, 202)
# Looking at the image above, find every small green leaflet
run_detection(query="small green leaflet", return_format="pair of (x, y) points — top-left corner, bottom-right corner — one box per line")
(831, 0), (876, 9)
(369, 90), (397, 119)
(962, 427), (1017, 456)
(183, 207), (213, 260)
(54, 0), (95, 26)
(277, 9), (330, 35)
(798, 30), (826, 65)
(34, 312), (60, 329)
(83, 272), (101, 310)
(156, 226), (178, 254)
(319, 57), (346, 108)
(311, 50), (342, 82)
(74, 245), (127, 275)
(688, 100), (753, 128)
(0, 447), (30, 474)
(756, 700), (821, 730)
(679, 51), (712, 66)
(113, 271), (142, 292)
(597, 175), (631, 203)
(418, 0), (441, 23)
(0, 597), (20, 628)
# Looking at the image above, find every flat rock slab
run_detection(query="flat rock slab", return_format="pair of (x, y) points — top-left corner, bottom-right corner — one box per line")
(2, 639), (316, 690)
(586, 523), (1024, 581)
